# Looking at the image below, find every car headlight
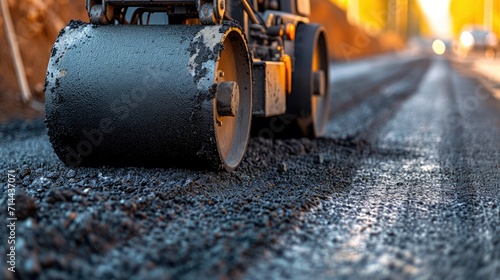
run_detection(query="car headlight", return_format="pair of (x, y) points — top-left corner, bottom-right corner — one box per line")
(460, 31), (475, 48)
(432, 39), (446, 55)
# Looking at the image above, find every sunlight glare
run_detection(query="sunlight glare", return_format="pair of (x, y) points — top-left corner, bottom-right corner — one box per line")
(418, 0), (452, 38)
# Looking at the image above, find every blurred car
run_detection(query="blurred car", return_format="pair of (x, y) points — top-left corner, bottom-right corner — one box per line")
(456, 25), (498, 58)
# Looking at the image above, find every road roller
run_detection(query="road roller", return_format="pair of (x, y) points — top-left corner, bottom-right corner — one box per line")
(45, 0), (330, 170)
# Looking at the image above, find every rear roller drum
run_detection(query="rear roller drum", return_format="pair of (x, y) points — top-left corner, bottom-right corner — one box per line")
(45, 22), (252, 170)
(285, 24), (330, 138)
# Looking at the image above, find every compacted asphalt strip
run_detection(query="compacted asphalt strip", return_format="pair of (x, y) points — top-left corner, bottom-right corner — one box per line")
(1, 55), (499, 279)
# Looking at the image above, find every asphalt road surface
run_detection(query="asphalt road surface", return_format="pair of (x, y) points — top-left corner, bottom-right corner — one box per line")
(1, 54), (500, 280)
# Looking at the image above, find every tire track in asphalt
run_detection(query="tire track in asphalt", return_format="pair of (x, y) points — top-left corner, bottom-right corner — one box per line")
(330, 57), (429, 117)
(435, 59), (500, 279)
(327, 57), (431, 140)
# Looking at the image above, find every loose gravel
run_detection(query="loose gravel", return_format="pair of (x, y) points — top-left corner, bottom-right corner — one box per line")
(1, 56), (499, 280)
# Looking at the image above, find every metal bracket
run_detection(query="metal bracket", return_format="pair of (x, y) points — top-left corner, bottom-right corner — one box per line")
(252, 61), (287, 117)
(198, 0), (224, 24)
(86, 0), (113, 24)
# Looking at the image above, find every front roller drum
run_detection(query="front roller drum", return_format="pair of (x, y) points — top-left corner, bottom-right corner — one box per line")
(45, 22), (252, 170)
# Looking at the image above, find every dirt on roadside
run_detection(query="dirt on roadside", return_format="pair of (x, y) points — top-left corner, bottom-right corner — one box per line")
(0, 0), (86, 121)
